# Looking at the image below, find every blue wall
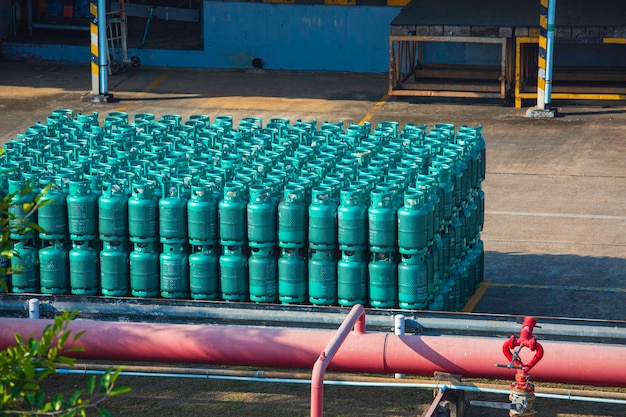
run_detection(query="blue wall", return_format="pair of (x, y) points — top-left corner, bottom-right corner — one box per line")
(1, 1), (401, 73)
(200, 3), (399, 72)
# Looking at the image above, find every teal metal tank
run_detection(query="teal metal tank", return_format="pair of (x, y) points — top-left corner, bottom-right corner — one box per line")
(160, 243), (189, 299)
(187, 185), (218, 246)
(337, 188), (367, 252)
(39, 240), (69, 295)
(247, 184), (276, 248)
(308, 249), (337, 306)
(98, 180), (128, 242)
(8, 178), (36, 241)
(308, 187), (337, 251)
(398, 252), (428, 310)
(37, 180), (68, 240)
(397, 191), (429, 254)
(128, 181), (158, 243)
(249, 247), (277, 303)
(100, 241), (129, 296)
(219, 247), (248, 302)
(413, 175), (437, 244)
(337, 250), (367, 307)
(278, 184), (307, 249)
(368, 189), (396, 253)
(10, 241), (39, 293)
(278, 248), (307, 305)
(189, 245), (220, 300)
(429, 162), (454, 226)
(67, 179), (98, 241)
(69, 241), (100, 296)
(368, 252), (397, 309)
(129, 242), (159, 297)
(159, 182), (188, 243)
(449, 211), (465, 263)
(219, 182), (247, 247)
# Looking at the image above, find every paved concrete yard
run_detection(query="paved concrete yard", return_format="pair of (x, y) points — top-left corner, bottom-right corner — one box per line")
(1, 61), (624, 321)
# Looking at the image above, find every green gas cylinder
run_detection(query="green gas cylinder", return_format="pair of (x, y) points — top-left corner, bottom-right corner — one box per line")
(413, 175), (438, 244)
(66, 179), (98, 241)
(431, 235), (444, 294)
(8, 178), (37, 241)
(465, 249), (478, 295)
(424, 246), (435, 300)
(128, 181), (158, 243)
(129, 242), (159, 297)
(278, 184), (307, 249)
(219, 182), (247, 247)
(397, 191), (429, 254)
(37, 180), (68, 240)
(449, 268), (464, 311)
(308, 187), (337, 251)
(449, 211), (464, 263)
(429, 293), (446, 312)
(337, 188), (367, 252)
(306, 159), (329, 181)
(469, 126), (486, 184)
(398, 252), (428, 310)
(429, 162), (454, 226)
(100, 241), (129, 296)
(442, 279), (457, 312)
(368, 252), (397, 308)
(465, 192), (479, 245)
(189, 245), (219, 300)
(187, 185), (218, 246)
(247, 184), (276, 248)
(308, 249), (337, 306)
(337, 250), (367, 307)
(368, 189), (396, 253)
(159, 182), (188, 243)
(98, 180), (128, 242)
(278, 248), (307, 304)
(39, 240), (69, 295)
(448, 142), (471, 196)
(455, 133), (478, 191)
(11, 241), (39, 293)
(160, 243), (189, 299)
(219, 246), (248, 302)
(249, 247), (277, 303)
(69, 240), (100, 296)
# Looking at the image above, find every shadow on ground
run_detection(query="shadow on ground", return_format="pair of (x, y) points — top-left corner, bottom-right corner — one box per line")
(477, 251), (626, 320)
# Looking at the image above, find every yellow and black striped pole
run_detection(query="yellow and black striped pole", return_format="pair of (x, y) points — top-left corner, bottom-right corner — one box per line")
(89, 0), (108, 99)
(537, 0), (556, 110)
(90, 0), (99, 95)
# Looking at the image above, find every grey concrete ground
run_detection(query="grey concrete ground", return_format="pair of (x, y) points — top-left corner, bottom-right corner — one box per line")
(1, 61), (624, 321)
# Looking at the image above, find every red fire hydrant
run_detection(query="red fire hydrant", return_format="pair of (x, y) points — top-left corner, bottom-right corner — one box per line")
(501, 317), (544, 417)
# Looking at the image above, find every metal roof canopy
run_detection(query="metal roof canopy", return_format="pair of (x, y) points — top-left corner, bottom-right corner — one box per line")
(391, 0), (626, 27)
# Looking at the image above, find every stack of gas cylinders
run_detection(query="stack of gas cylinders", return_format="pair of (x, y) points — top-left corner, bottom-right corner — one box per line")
(0, 110), (485, 311)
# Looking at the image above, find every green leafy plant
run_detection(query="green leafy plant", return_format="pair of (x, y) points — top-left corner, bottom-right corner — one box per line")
(0, 310), (130, 416)
(0, 164), (130, 415)
(0, 176), (50, 293)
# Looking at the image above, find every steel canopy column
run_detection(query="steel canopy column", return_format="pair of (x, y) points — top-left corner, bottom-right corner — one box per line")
(97, 0), (108, 94)
(537, 0), (556, 110)
(85, 0), (112, 102)
(544, 0), (556, 107)
(90, 0), (99, 95)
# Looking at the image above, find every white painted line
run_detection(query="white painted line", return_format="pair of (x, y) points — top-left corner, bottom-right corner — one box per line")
(488, 282), (626, 294)
(486, 211), (626, 221)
